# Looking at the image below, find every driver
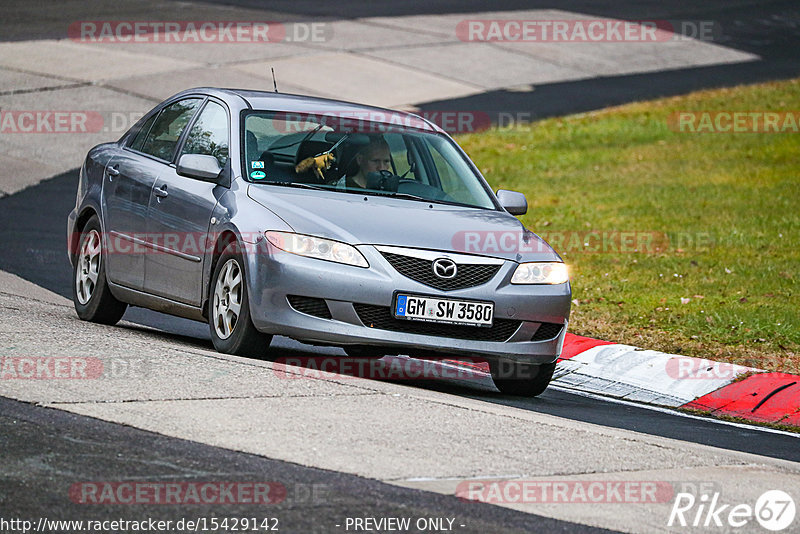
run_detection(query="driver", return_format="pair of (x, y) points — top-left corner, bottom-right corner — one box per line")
(335, 136), (391, 189)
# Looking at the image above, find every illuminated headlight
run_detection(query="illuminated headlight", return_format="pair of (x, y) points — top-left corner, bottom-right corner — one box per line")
(265, 231), (369, 268)
(511, 262), (569, 284)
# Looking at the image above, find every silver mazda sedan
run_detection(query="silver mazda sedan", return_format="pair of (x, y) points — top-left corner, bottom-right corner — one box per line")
(68, 88), (571, 396)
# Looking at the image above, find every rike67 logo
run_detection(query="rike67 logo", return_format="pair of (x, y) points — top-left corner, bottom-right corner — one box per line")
(669, 490), (795, 531)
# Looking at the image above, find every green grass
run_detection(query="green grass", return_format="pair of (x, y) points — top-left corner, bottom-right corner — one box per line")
(457, 79), (800, 372)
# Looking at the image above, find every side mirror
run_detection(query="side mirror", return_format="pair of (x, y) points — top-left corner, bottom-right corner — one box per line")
(176, 154), (223, 182)
(496, 189), (528, 215)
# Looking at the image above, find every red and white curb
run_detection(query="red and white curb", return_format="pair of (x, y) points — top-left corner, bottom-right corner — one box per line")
(555, 334), (800, 427)
(420, 333), (800, 429)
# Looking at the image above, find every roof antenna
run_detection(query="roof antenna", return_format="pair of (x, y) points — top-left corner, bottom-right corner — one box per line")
(271, 67), (279, 93)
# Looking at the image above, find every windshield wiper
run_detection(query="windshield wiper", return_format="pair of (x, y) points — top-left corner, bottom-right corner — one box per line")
(382, 192), (429, 202)
(258, 181), (327, 191)
(357, 190), (427, 201)
(361, 190), (459, 206)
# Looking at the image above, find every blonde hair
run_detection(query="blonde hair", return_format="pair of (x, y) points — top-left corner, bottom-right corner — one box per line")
(357, 136), (390, 158)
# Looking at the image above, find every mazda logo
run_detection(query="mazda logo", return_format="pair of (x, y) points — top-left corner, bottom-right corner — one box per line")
(432, 258), (458, 279)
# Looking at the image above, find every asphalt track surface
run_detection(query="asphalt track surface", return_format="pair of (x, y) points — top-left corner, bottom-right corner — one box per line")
(0, 397), (613, 534)
(1, 169), (799, 468)
(3, 1), (799, 121)
(200, 0), (800, 121)
(1, 1), (799, 531)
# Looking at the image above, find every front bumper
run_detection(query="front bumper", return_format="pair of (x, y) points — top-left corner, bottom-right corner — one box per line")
(244, 240), (571, 365)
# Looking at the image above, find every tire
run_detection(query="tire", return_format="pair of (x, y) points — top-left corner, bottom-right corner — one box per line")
(72, 215), (127, 325)
(489, 360), (556, 397)
(208, 242), (272, 357)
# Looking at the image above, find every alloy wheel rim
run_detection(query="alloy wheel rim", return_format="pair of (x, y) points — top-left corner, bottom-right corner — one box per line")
(76, 229), (101, 305)
(213, 259), (243, 340)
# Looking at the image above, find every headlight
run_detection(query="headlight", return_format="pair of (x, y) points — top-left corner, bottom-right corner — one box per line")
(265, 231), (369, 268)
(511, 262), (569, 284)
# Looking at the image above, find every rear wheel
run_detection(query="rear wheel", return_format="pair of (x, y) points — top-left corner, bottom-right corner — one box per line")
(209, 243), (272, 357)
(72, 216), (127, 325)
(489, 360), (555, 397)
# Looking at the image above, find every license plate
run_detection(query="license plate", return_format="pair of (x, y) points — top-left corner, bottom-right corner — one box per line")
(394, 294), (494, 327)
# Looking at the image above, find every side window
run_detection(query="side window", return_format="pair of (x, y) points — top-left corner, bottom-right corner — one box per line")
(429, 145), (461, 199)
(427, 138), (485, 205)
(129, 113), (158, 152)
(139, 98), (202, 161)
(180, 101), (229, 167)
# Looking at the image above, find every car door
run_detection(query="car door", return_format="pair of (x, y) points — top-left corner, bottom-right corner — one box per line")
(102, 111), (161, 290)
(145, 99), (230, 306)
(103, 98), (203, 290)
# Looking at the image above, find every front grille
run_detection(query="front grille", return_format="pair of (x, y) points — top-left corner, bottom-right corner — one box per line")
(381, 252), (501, 291)
(531, 322), (563, 341)
(354, 304), (520, 342)
(287, 295), (332, 319)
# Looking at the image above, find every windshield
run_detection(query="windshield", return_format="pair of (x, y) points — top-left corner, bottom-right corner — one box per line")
(241, 111), (496, 210)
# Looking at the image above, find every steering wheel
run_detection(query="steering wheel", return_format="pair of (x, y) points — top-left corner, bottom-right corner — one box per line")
(366, 170), (400, 192)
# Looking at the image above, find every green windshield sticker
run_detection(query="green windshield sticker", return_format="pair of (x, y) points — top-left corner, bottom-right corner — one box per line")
(250, 170), (266, 179)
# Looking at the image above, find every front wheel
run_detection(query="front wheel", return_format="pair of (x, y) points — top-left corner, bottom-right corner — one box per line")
(489, 360), (556, 397)
(209, 243), (272, 357)
(72, 216), (127, 325)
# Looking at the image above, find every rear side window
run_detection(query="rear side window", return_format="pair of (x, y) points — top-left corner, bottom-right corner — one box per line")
(180, 101), (229, 167)
(139, 98), (202, 161)
(129, 113), (158, 152)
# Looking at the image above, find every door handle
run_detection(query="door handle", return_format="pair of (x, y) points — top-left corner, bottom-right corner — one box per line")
(106, 165), (120, 178)
(154, 185), (169, 198)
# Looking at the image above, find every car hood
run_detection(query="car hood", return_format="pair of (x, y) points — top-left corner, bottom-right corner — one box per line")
(247, 185), (560, 261)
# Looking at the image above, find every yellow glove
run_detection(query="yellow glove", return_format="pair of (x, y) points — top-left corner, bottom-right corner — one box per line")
(295, 152), (336, 181)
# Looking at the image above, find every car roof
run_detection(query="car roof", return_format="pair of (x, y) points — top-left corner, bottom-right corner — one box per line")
(171, 87), (444, 134)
